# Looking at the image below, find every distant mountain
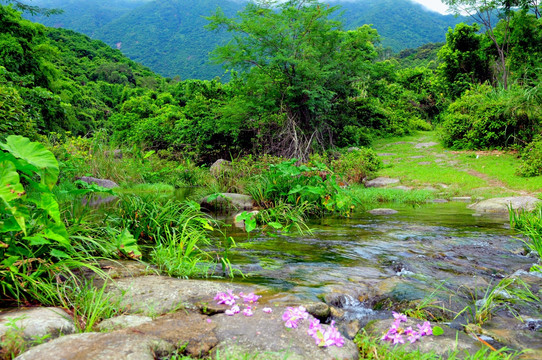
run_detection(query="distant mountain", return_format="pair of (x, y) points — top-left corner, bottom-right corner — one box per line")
(27, 0), (467, 80)
(27, 0), (151, 37)
(331, 0), (465, 51)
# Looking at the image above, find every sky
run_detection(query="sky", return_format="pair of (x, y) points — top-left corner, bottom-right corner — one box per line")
(411, 0), (449, 14)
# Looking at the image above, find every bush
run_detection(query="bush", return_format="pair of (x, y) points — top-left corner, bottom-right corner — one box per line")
(517, 136), (542, 177)
(440, 84), (540, 149)
(331, 148), (383, 184)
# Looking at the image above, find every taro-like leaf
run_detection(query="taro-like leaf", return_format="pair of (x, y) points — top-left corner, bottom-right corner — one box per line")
(0, 160), (26, 233)
(0, 135), (59, 190)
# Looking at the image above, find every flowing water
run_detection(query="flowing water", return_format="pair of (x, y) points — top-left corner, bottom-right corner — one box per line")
(224, 202), (542, 352)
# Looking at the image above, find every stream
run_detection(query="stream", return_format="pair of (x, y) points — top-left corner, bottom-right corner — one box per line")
(223, 201), (542, 352)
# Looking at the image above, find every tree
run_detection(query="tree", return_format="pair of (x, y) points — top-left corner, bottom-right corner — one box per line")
(437, 23), (491, 97)
(443, 0), (522, 89)
(206, 0), (379, 160)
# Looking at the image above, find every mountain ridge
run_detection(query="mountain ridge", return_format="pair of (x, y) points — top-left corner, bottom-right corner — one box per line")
(28, 0), (466, 79)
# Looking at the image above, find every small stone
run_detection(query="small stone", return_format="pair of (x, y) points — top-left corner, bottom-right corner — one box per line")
(365, 177), (400, 188)
(77, 176), (118, 189)
(368, 208), (398, 215)
(414, 142), (439, 149)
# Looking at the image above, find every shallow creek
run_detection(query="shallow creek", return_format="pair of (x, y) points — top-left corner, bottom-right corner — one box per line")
(223, 202), (542, 352)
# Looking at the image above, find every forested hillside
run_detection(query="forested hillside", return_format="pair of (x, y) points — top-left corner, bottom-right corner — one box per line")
(27, 0), (467, 79)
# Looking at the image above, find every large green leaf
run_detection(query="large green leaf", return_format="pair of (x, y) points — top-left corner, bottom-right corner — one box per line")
(0, 135), (59, 190)
(0, 160), (26, 233)
(0, 160), (25, 204)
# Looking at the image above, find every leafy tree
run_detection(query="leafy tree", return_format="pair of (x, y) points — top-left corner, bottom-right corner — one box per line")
(206, 0), (380, 160)
(443, 0), (517, 89)
(438, 23), (490, 98)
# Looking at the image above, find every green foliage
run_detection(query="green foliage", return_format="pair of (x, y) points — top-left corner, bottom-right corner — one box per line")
(330, 148), (382, 184)
(510, 207), (542, 272)
(440, 84), (541, 149)
(437, 23), (490, 99)
(457, 277), (540, 326)
(207, 0), (382, 160)
(58, 280), (125, 333)
(517, 135), (542, 177)
(0, 135), (99, 304)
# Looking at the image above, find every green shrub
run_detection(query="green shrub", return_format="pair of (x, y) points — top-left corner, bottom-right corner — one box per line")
(440, 84), (540, 149)
(0, 135), (103, 305)
(517, 136), (542, 177)
(331, 148), (383, 184)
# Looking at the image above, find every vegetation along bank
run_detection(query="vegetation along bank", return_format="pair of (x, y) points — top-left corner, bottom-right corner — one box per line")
(1, 0), (542, 359)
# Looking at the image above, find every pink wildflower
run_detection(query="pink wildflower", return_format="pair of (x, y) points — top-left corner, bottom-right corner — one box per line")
(417, 321), (432, 336)
(407, 331), (421, 344)
(214, 290), (238, 306)
(282, 306), (309, 328)
(392, 311), (407, 323)
(243, 307), (254, 317)
(262, 307), (273, 314)
(240, 292), (262, 303)
(225, 304), (240, 316)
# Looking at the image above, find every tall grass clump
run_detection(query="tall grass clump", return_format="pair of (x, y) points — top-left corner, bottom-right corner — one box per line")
(150, 201), (217, 278)
(510, 207), (542, 272)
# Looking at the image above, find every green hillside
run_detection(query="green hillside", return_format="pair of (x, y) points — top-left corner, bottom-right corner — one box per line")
(26, 0), (466, 79)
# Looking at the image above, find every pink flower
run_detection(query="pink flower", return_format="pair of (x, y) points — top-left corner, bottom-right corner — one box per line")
(407, 331), (421, 344)
(417, 321), (432, 336)
(262, 307), (273, 314)
(214, 290), (238, 306)
(225, 304), (240, 316)
(391, 333), (405, 345)
(392, 311), (407, 323)
(282, 306), (309, 328)
(243, 307), (254, 317)
(240, 292), (262, 303)
(308, 319), (344, 348)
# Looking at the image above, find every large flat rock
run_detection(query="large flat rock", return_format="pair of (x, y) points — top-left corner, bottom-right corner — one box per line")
(14, 331), (174, 360)
(468, 196), (541, 214)
(213, 306), (359, 360)
(106, 275), (263, 316)
(16, 311), (217, 360)
(0, 307), (75, 341)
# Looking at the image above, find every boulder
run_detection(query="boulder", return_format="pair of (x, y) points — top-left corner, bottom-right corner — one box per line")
(77, 176), (119, 189)
(0, 307), (76, 342)
(200, 193), (254, 212)
(468, 196), (541, 214)
(105, 275), (264, 316)
(96, 315), (153, 332)
(365, 177), (400, 188)
(210, 159), (231, 177)
(15, 331), (174, 360)
(212, 306), (359, 360)
(368, 208), (398, 216)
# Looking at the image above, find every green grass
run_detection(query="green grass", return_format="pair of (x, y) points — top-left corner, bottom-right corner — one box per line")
(349, 186), (435, 207)
(355, 331), (521, 360)
(373, 131), (542, 199)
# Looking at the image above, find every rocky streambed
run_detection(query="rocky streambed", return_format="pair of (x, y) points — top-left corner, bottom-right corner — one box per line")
(2, 202), (542, 359)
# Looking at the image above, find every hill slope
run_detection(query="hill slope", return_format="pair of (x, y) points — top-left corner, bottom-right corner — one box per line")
(28, 0), (466, 79)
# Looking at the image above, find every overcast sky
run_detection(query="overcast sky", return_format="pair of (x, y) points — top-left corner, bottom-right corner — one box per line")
(411, 0), (449, 14)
